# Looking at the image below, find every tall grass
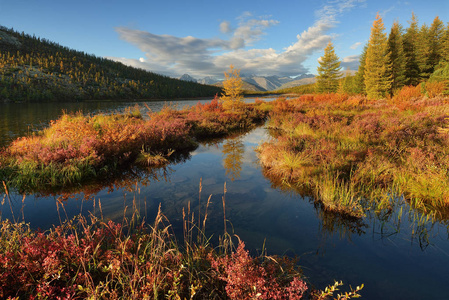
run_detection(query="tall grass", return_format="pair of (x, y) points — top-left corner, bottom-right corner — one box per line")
(0, 182), (364, 299)
(0, 97), (269, 192)
(258, 92), (449, 217)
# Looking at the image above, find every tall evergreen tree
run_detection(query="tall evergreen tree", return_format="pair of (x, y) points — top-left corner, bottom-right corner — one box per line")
(388, 21), (407, 92)
(441, 23), (449, 63)
(364, 13), (392, 99)
(442, 24), (449, 63)
(403, 13), (421, 85)
(416, 24), (432, 79)
(429, 16), (445, 70)
(354, 44), (368, 94)
(316, 41), (342, 93)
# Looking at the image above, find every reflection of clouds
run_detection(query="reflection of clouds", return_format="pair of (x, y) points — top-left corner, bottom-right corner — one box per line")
(243, 127), (270, 146)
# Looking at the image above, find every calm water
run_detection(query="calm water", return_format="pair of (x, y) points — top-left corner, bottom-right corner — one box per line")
(1, 100), (449, 299)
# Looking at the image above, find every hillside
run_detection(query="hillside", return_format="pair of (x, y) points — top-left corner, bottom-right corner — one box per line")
(0, 26), (221, 102)
(213, 80), (266, 92)
(278, 77), (316, 89)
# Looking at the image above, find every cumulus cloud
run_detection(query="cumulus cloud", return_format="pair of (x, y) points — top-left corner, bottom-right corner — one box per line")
(220, 21), (232, 34)
(340, 54), (360, 70)
(108, 0), (366, 78)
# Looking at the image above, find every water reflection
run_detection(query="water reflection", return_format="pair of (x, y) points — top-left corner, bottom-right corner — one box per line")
(316, 203), (368, 241)
(222, 136), (244, 181)
(1, 124), (449, 299)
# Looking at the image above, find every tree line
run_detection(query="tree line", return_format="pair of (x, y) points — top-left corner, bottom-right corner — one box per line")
(0, 26), (221, 102)
(316, 13), (449, 99)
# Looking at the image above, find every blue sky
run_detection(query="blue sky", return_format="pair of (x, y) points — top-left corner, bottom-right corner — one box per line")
(1, 0), (447, 78)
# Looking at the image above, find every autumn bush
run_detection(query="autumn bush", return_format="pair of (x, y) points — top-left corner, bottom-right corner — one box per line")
(391, 85), (422, 107)
(0, 206), (313, 299)
(0, 188), (367, 300)
(258, 94), (449, 216)
(0, 98), (268, 192)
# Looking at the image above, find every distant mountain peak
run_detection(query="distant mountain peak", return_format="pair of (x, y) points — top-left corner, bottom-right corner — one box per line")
(198, 76), (219, 85)
(179, 74), (197, 82)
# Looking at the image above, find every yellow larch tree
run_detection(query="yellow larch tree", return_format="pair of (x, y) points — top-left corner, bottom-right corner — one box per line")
(220, 64), (243, 111)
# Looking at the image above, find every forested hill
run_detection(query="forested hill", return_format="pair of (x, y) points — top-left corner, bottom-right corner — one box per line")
(0, 26), (222, 102)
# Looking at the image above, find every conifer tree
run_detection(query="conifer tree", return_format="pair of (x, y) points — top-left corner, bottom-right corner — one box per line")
(442, 24), (449, 63)
(364, 13), (392, 99)
(416, 24), (432, 79)
(338, 71), (357, 94)
(220, 65), (243, 111)
(429, 16), (445, 70)
(403, 13), (421, 85)
(354, 44), (368, 94)
(387, 21), (407, 92)
(316, 41), (342, 93)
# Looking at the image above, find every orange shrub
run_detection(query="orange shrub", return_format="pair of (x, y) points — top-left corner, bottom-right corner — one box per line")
(312, 93), (350, 104)
(391, 85), (422, 105)
(299, 94), (314, 102)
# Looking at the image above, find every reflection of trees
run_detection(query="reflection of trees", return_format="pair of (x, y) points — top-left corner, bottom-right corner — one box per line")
(222, 137), (244, 181)
(316, 203), (368, 240)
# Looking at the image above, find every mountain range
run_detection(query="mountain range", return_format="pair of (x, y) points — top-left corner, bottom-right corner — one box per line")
(179, 73), (316, 91)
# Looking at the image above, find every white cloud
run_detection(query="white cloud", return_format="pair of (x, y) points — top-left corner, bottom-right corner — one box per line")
(220, 21), (232, 34)
(350, 42), (362, 49)
(109, 0), (366, 78)
(340, 54), (360, 70)
(380, 6), (395, 18)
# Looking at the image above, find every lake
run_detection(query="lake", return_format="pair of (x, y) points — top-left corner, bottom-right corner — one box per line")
(1, 98), (449, 299)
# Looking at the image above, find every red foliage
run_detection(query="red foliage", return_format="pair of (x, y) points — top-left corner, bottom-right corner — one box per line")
(210, 242), (307, 299)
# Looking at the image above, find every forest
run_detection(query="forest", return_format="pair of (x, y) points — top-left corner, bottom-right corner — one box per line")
(0, 26), (221, 102)
(314, 13), (449, 98)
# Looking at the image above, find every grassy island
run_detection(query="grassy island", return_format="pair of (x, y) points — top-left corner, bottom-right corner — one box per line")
(258, 91), (449, 218)
(0, 98), (268, 192)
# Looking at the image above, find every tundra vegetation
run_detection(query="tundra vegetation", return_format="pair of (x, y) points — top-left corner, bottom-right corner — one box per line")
(0, 97), (267, 192)
(1, 11), (449, 298)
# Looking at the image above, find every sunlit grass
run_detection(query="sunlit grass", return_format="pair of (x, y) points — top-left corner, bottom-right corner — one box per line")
(0, 98), (269, 192)
(258, 92), (449, 218)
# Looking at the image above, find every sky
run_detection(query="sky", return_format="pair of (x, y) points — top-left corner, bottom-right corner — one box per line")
(1, 0), (448, 79)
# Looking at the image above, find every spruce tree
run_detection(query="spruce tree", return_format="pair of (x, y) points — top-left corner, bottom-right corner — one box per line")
(442, 24), (449, 63)
(429, 16), (445, 70)
(416, 24), (432, 79)
(387, 21), (407, 92)
(364, 13), (392, 99)
(316, 41), (342, 93)
(354, 44), (368, 94)
(403, 13), (421, 85)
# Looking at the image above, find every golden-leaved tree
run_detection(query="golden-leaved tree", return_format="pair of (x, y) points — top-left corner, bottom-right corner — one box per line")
(220, 65), (243, 111)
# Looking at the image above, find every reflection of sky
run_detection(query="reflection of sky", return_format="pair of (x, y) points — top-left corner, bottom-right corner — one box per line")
(2, 121), (449, 299)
